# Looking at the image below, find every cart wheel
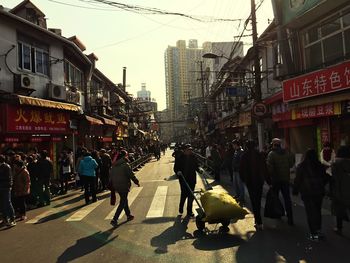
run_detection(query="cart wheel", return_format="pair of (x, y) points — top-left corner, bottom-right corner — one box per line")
(220, 220), (230, 233)
(196, 215), (205, 231)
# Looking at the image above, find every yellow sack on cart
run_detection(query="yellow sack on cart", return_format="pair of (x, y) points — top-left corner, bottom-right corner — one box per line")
(200, 190), (248, 222)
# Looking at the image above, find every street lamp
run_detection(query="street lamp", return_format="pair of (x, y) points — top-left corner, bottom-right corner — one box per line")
(202, 52), (230, 60)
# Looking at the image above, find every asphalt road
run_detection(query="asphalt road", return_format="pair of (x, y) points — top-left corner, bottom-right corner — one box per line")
(1, 150), (350, 263)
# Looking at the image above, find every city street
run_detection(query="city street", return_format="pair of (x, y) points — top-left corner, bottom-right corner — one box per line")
(1, 150), (350, 263)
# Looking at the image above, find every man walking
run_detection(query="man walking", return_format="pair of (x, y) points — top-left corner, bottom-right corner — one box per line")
(174, 144), (199, 217)
(232, 140), (245, 203)
(37, 150), (53, 206)
(267, 138), (295, 225)
(0, 155), (16, 227)
(239, 140), (267, 230)
(109, 150), (140, 228)
(99, 149), (112, 191)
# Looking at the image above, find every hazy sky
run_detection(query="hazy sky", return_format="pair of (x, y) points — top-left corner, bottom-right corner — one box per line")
(3, 0), (274, 110)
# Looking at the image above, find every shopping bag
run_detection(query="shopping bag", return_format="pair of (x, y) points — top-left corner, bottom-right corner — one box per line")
(200, 190), (248, 222)
(264, 188), (285, 219)
(110, 190), (116, 206)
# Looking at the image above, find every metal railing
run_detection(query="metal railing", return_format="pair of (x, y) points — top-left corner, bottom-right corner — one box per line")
(194, 152), (214, 174)
(130, 153), (153, 171)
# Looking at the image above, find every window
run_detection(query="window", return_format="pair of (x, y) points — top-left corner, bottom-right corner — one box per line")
(303, 7), (350, 70)
(305, 43), (322, 68)
(64, 60), (84, 91)
(18, 41), (49, 75)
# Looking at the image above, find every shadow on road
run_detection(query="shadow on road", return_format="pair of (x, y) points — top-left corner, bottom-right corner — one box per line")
(57, 228), (118, 263)
(150, 215), (193, 254)
(192, 230), (245, 250)
(234, 224), (339, 263)
(164, 174), (178, 181)
(35, 204), (86, 224)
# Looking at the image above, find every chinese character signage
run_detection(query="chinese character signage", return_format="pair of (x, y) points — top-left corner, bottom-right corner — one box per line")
(283, 60), (350, 102)
(6, 105), (69, 133)
(239, 111), (251, 127)
(291, 102), (341, 120)
(272, 102), (291, 122)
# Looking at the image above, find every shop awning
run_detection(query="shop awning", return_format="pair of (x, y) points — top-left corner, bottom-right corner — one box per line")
(85, 115), (103, 125)
(100, 117), (116, 126)
(17, 95), (80, 112)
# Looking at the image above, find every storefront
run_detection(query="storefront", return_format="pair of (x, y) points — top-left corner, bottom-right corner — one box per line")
(282, 59), (350, 155)
(0, 96), (80, 178)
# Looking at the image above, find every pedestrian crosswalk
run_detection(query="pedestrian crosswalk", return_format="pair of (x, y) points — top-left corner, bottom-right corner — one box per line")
(105, 187), (143, 220)
(26, 185), (205, 224)
(146, 186), (168, 218)
(25, 178), (250, 225)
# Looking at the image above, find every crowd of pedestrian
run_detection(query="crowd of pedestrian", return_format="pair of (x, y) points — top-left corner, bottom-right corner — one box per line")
(0, 143), (157, 228)
(174, 138), (349, 242)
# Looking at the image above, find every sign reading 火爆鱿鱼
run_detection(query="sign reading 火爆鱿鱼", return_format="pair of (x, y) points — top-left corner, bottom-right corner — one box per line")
(283, 60), (350, 102)
(291, 102), (341, 120)
(6, 104), (69, 133)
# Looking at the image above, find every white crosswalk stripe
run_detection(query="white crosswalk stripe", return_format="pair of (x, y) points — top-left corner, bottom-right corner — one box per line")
(146, 186), (168, 218)
(105, 187), (143, 220)
(66, 200), (104, 222)
(26, 193), (82, 224)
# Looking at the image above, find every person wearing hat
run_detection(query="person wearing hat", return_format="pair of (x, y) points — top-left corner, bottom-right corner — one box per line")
(267, 138), (295, 225)
(174, 144), (199, 217)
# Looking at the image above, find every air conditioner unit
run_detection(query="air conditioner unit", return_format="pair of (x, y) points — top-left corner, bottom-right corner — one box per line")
(14, 74), (35, 90)
(48, 83), (67, 100)
(66, 90), (82, 105)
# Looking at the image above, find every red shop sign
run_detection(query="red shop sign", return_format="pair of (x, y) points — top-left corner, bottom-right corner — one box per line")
(283, 60), (350, 102)
(5, 104), (69, 134)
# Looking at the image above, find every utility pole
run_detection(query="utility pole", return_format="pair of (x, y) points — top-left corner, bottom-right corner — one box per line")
(251, 0), (264, 151)
(251, 0), (261, 102)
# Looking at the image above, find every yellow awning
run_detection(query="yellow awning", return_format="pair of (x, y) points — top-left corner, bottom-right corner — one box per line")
(100, 117), (116, 126)
(18, 95), (80, 112)
(85, 115), (103, 125)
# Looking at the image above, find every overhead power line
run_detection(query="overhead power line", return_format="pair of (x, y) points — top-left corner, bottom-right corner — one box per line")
(78, 0), (244, 23)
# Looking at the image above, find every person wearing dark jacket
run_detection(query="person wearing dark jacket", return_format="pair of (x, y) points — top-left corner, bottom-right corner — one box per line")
(109, 150), (140, 228)
(293, 149), (329, 241)
(211, 144), (222, 181)
(0, 154), (16, 227)
(239, 140), (267, 230)
(267, 138), (295, 225)
(331, 145), (350, 236)
(99, 149), (112, 191)
(78, 152), (98, 204)
(36, 150), (53, 206)
(174, 144), (199, 217)
(233, 140), (245, 203)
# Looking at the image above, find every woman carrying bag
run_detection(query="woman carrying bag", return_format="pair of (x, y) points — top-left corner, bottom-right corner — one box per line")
(293, 149), (329, 241)
(109, 150), (140, 228)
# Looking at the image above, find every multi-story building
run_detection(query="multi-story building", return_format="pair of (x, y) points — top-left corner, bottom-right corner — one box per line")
(0, 0), (130, 175)
(164, 39), (203, 141)
(136, 83), (151, 101)
(269, 0), (350, 158)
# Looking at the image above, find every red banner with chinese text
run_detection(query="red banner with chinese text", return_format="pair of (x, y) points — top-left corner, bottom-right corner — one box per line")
(5, 104), (69, 133)
(291, 102), (341, 120)
(283, 60), (350, 102)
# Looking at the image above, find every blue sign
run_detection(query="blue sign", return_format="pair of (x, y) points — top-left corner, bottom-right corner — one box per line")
(226, 86), (247, 97)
